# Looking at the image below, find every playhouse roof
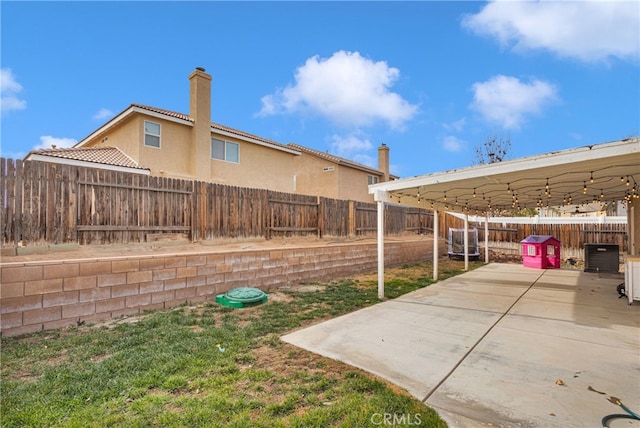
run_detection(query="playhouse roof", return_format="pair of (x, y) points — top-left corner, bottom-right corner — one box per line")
(521, 235), (560, 244)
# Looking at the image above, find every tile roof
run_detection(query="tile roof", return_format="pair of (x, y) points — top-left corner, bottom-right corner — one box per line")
(26, 146), (149, 170)
(287, 143), (383, 176)
(131, 103), (294, 152)
(131, 103), (192, 122)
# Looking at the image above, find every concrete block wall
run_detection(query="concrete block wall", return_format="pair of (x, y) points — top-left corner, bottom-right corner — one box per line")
(1, 238), (436, 337)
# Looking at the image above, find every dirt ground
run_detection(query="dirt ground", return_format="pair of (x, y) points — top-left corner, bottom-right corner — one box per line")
(1, 234), (430, 264)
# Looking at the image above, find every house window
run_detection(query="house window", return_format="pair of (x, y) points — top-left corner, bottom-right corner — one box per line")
(144, 121), (160, 148)
(211, 138), (239, 163)
(368, 175), (379, 185)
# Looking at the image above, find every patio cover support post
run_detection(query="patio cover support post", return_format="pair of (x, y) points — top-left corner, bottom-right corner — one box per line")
(377, 199), (385, 299)
(485, 212), (489, 264)
(464, 213), (469, 271)
(433, 209), (439, 281)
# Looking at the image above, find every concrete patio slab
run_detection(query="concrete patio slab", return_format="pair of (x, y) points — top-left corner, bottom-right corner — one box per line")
(281, 264), (640, 428)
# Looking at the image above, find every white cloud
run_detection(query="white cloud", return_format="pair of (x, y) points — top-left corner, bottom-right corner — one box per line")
(258, 50), (418, 129)
(389, 163), (401, 177)
(34, 136), (77, 150)
(1, 68), (27, 115)
(93, 108), (114, 120)
(462, 0), (639, 63)
(442, 136), (465, 152)
(443, 118), (466, 132)
(0, 68), (22, 93)
(330, 133), (374, 157)
(352, 154), (376, 168)
(470, 75), (558, 129)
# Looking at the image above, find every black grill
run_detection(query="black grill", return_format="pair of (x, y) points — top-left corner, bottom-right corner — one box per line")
(584, 244), (619, 273)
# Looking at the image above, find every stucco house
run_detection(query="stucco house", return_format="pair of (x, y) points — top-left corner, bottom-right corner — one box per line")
(65, 67), (392, 202)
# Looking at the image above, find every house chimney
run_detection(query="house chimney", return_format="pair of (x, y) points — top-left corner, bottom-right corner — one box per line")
(189, 67), (212, 178)
(378, 143), (390, 182)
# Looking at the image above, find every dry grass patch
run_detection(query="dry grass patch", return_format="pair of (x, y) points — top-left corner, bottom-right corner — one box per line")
(1, 259), (479, 427)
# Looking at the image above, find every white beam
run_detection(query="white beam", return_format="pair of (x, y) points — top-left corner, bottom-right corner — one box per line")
(371, 189), (391, 203)
(368, 138), (639, 195)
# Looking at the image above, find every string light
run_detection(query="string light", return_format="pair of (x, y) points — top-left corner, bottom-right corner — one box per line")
(403, 173), (635, 214)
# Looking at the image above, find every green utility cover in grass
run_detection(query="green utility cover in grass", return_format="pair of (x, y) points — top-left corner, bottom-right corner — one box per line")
(215, 287), (268, 308)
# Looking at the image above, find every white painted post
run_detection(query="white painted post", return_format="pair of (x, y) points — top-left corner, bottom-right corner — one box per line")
(464, 213), (469, 271)
(377, 199), (385, 299)
(433, 209), (439, 281)
(485, 212), (490, 264)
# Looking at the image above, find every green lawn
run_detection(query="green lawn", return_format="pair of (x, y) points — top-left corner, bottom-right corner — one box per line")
(1, 260), (482, 427)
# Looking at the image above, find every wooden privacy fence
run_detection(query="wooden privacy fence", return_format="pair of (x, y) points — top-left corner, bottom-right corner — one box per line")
(1, 158), (432, 247)
(1, 158), (626, 250)
(76, 167), (194, 244)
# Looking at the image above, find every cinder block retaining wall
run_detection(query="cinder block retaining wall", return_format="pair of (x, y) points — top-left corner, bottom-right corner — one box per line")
(1, 239), (436, 337)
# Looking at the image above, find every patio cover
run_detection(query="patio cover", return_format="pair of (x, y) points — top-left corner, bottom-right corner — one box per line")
(368, 137), (639, 297)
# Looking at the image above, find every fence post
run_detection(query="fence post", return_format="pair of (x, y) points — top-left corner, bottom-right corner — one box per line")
(317, 196), (322, 238)
(349, 200), (355, 237)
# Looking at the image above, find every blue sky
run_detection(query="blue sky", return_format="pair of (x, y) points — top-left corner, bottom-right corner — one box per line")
(1, 1), (638, 178)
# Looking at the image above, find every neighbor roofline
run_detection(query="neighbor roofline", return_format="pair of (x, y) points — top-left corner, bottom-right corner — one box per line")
(26, 153), (151, 175)
(287, 143), (384, 176)
(213, 126), (301, 155)
(75, 104), (302, 156)
(75, 105), (193, 148)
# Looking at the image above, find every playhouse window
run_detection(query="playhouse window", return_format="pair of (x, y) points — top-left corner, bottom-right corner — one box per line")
(547, 245), (555, 256)
(526, 245), (536, 256)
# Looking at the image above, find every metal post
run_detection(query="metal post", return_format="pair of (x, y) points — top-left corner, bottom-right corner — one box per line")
(464, 213), (469, 271)
(485, 211), (490, 264)
(433, 209), (439, 281)
(377, 200), (385, 299)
